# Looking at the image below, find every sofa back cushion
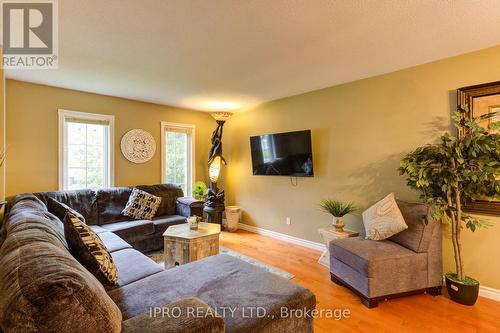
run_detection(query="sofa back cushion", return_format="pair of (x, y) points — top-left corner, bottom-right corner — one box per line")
(34, 189), (99, 225)
(48, 197), (86, 222)
(96, 187), (133, 225)
(136, 184), (183, 216)
(389, 200), (438, 253)
(0, 195), (122, 333)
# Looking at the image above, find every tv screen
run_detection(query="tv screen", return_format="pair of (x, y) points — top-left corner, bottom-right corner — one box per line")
(250, 130), (314, 177)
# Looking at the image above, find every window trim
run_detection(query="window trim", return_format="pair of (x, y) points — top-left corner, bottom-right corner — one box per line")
(58, 109), (115, 191)
(160, 121), (195, 196)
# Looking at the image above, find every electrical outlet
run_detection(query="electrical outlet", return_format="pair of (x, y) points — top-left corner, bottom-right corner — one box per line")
(286, 217), (291, 225)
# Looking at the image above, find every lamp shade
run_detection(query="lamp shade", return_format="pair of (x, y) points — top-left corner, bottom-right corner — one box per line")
(211, 112), (232, 122)
(209, 156), (222, 183)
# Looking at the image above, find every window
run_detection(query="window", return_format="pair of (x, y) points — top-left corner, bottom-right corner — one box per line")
(59, 110), (114, 190)
(161, 122), (195, 196)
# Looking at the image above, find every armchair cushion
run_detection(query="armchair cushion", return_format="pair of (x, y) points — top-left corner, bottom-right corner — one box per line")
(330, 237), (426, 278)
(389, 200), (437, 253)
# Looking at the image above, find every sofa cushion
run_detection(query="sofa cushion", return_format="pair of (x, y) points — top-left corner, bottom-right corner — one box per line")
(98, 231), (133, 253)
(329, 237), (427, 278)
(362, 193), (408, 240)
(389, 200), (437, 253)
(96, 187), (133, 225)
(121, 297), (225, 333)
(47, 197), (85, 222)
(176, 197), (205, 218)
(64, 213), (118, 287)
(101, 219), (155, 240)
(108, 254), (315, 333)
(0, 197), (122, 333)
(137, 184), (184, 216)
(34, 189), (99, 225)
(152, 215), (187, 235)
(122, 188), (162, 220)
(4, 194), (69, 249)
(90, 225), (108, 234)
(111, 248), (163, 288)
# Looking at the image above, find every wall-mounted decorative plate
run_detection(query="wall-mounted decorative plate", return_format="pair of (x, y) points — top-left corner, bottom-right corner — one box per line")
(121, 129), (156, 163)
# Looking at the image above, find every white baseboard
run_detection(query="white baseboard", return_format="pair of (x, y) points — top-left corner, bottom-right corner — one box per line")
(479, 285), (500, 302)
(238, 223), (324, 252)
(239, 223), (500, 303)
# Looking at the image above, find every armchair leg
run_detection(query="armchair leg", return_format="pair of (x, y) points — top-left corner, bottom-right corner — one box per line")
(427, 286), (442, 296)
(361, 297), (378, 308)
(330, 273), (343, 286)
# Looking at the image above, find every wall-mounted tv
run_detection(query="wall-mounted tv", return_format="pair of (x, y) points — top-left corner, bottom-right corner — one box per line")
(250, 130), (314, 177)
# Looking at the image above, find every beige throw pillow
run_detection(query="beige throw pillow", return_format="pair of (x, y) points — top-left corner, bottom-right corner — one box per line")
(122, 188), (162, 220)
(64, 213), (118, 286)
(362, 193), (408, 240)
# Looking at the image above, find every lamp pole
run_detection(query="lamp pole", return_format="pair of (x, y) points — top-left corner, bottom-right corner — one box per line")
(204, 112), (232, 225)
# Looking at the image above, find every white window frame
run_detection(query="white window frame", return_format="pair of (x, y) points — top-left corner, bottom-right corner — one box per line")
(58, 109), (115, 191)
(161, 121), (195, 196)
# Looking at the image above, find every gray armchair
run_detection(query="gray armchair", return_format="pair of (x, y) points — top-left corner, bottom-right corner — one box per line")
(329, 200), (442, 308)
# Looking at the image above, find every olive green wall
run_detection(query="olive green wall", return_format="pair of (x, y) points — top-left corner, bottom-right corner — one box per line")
(224, 45), (500, 289)
(5, 80), (214, 196)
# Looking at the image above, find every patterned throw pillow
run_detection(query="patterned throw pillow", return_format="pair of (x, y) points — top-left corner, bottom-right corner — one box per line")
(63, 213), (118, 287)
(122, 188), (162, 220)
(362, 193), (408, 240)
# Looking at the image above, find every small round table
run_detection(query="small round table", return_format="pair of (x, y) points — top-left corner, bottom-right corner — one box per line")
(318, 228), (359, 268)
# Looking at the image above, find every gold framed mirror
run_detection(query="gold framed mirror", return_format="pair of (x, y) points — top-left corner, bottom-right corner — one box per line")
(457, 81), (500, 216)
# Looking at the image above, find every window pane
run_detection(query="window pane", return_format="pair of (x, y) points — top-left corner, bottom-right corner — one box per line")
(87, 167), (104, 188)
(165, 130), (189, 194)
(87, 124), (104, 146)
(67, 167), (86, 190)
(67, 144), (86, 168)
(63, 116), (110, 191)
(67, 122), (86, 144)
(87, 146), (103, 168)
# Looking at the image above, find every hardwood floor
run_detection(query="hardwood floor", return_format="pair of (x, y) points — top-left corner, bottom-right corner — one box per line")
(220, 230), (500, 333)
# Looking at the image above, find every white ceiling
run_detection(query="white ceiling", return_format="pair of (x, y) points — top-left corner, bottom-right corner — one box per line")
(6, 0), (500, 112)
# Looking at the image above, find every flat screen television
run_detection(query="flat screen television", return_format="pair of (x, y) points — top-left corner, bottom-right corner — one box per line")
(250, 130), (314, 177)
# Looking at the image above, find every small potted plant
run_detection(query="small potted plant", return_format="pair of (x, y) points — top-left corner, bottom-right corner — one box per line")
(399, 106), (499, 306)
(192, 181), (208, 201)
(320, 199), (357, 232)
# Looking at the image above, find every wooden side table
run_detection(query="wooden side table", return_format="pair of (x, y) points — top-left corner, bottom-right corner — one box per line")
(318, 228), (359, 268)
(163, 222), (221, 269)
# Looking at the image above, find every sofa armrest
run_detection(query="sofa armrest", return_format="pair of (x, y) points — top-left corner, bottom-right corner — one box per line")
(122, 297), (224, 333)
(176, 197), (205, 218)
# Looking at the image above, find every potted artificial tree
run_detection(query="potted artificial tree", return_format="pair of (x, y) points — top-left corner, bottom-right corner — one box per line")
(399, 106), (499, 305)
(320, 199), (357, 232)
